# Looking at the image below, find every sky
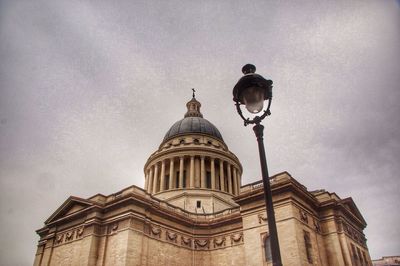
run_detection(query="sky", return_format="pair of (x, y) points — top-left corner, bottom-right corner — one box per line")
(0, 0), (399, 265)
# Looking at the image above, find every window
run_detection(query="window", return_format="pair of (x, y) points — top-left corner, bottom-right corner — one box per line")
(183, 171), (187, 188)
(175, 171), (180, 188)
(264, 235), (272, 262)
(193, 138), (200, 144)
(304, 230), (313, 264)
(179, 139), (185, 145)
(196, 200), (201, 208)
(165, 174), (169, 190)
(206, 171), (211, 189)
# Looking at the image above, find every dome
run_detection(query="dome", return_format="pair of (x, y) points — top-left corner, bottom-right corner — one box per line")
(163, 116), (223, 142)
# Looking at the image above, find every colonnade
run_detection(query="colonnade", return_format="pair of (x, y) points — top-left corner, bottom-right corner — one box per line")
(144, 155), (241, 196)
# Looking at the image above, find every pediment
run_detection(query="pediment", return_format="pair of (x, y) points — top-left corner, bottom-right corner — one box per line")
(340, 197), (367, 225)
(45, 196), (94, 224)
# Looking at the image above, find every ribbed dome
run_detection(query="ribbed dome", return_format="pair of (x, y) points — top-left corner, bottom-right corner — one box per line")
(163, 116), (223, 142)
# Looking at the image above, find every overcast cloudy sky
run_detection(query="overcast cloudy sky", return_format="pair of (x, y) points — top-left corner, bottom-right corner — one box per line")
(0, 1), (399, 265)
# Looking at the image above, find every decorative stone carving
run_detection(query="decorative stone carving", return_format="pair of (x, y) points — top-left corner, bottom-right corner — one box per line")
(108, 222), (119, 234)
(258, 213), (267, 224)
(213, 236), (226, 248)
(65, 231), (74, 241)
(230, 233), (243, 245)
(112, 223), (118, 231)
(56, 234), (63, 244)
(342, 223), (348, 233)
(181, 236), (192, 248)
(194, 239), (209, 249)
(313, 219), (321, 233)
(166, 231), (177, 243)
(77, 226), (84, 237)
(299, 209), (308, 223)
(150, 225), (161, 238)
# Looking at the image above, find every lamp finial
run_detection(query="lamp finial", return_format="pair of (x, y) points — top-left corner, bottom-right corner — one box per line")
(242, 64), (256, 74)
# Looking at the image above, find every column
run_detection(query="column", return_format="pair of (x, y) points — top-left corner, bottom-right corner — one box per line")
(148, 167), (153, 193)
(152, 163), (159, 193)
(237, 171), (241, 194)
(160, 160), (166, 192)
(144, 171), (149, 191)
(233, 167), (238, 195)
(169, 158), (175, 190)
(227, 163), (232, 194)
(219, 160), (225, 192)
(179, 157), (184, 188)
(195, 157), (200, 187)
(189, 156), (195, 188)
(200, 156), (206, 188)
(211, 158), (216, 190)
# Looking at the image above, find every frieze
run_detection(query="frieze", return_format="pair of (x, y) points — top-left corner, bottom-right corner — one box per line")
(54, 226), (84, 245)
(146, 222), (243, 250)
(341, 221), (367, 247)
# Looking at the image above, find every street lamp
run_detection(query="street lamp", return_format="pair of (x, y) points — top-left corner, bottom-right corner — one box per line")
(232, 64), (282, 266)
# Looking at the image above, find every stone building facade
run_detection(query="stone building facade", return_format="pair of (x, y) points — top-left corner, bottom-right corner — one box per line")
(34, 97), (373, 266)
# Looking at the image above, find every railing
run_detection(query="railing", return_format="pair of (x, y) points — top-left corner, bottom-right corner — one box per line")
(240, 174), (289, 193)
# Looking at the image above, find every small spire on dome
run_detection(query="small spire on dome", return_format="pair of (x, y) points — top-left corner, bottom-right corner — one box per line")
(184, 88), (203, 118)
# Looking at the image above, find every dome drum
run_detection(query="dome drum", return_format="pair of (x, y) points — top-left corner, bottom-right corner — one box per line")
(143, 96), (242, 213)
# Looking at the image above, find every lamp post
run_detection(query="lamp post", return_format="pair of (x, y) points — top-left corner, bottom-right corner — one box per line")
(232, 64), (282, 266)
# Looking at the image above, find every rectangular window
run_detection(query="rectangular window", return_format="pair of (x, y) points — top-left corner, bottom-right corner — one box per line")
(303, 230), (313, 264)
(183, 170), (187, 188)
(196, 200), (201, 208)
(176, 171), (180, 188)
(165, 174), (169, 190)
(206, 171), (211, 188)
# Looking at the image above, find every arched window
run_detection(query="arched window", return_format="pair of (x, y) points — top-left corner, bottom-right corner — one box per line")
(264, 235), (272, 262)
